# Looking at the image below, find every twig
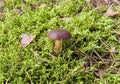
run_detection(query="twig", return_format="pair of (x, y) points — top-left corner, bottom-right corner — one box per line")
(81, 51), (98, 66)
(99, 38), (115, 59)
(26, 71), (33, 84)
(5, 78), (10, 84)
(94, 50), (106, 65)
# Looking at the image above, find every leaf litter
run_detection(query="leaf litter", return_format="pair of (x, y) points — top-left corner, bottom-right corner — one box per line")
(21, 34), (35, 48)
(92, 0), (120, 8)
(104, 9), (119, 16)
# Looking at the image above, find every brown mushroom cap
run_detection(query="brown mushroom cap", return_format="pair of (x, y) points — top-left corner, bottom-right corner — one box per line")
(48, 29), (71, 40)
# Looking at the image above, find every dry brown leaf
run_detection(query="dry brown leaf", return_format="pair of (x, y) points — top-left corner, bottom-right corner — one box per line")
(92, 0), (120, 8)
(21, 34), (35, 48)
(104, 9), (119, 16)
(112, 0), (120, 5)
(92, 0), (108, 7)
(94, 70), (106, 78)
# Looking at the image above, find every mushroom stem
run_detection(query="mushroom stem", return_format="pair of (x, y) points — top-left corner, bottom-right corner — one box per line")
(54, 39), (62, 55)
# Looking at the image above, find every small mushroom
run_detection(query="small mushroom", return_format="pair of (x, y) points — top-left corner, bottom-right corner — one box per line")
(48, 29), (71, 55)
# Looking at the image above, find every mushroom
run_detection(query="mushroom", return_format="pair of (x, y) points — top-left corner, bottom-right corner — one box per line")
(48, 29), (71, 55)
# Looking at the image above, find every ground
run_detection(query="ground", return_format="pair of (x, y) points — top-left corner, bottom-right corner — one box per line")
(0, 0), (120, 84)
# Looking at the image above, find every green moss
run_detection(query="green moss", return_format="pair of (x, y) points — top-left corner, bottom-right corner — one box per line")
(0, 0), (120, 83)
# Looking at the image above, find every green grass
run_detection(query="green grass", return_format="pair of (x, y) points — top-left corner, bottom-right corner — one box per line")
(0, 0), (120, 83)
